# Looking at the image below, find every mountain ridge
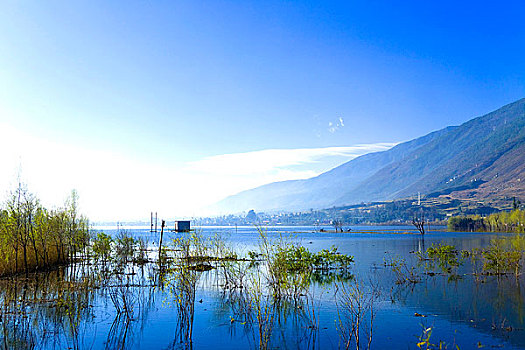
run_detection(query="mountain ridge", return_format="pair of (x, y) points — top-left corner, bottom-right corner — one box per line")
(213, 98), (525, 214)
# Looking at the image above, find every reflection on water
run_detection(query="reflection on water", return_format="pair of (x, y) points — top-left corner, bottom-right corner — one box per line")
(0, 226), (523, 349)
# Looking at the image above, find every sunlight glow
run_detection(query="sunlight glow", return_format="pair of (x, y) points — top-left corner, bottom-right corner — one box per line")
(0, 124), (395, 221)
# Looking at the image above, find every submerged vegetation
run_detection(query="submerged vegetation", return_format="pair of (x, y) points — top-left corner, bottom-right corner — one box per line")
(481, 235), (524, 276)
(0, 182), (90, 277)
(0, 205), (524, 349)
(421, 243), (465, 275)
(335, 279), (379, 350)
(256, 230), (354, 300)
(409, 234), (525, 280)
(448, 209), (525, 233)
(155, 228), (357, 349)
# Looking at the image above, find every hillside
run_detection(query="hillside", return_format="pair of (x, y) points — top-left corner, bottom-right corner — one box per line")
(213, 98), (525, 213)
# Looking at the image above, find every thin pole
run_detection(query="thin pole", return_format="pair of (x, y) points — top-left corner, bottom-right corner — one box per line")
(159, 220), (165, 265)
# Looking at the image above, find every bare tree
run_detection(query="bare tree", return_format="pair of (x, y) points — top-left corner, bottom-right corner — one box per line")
(332, 220), (344, 233)
(336, 279), (379, 350)
(412, 211), (425, 235)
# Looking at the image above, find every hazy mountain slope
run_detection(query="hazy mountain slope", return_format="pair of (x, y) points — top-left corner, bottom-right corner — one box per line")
(334, 98), (525, 205)
(214, 98), (525, 214)
(213, 126), (455, 213)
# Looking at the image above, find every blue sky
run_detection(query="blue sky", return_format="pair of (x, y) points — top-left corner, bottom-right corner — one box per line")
(0, 1), (523, 220)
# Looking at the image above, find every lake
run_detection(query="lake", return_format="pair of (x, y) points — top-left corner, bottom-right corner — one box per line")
(1, 225), (523, 349)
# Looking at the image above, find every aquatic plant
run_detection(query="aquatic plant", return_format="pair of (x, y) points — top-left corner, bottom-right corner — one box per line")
(91, 231), (113, 263)
(0, 184), (90, 277)
(221, 258), (250, 289)
(424, 243), (465, 276)
(247, 269), (275, 350)
(256, 228), (354, 300)
(335, 278), (379, 350)
(0, 265), (102, 349)
(384, 255), (420, 284)
(482, 237), (523, 277)
(416, 326), (440, 349)
(413, 237), (524, 279)
(133, 237), (149, 265)
(167, 230), (214, 347)
(114, 230), (137, 262)
(415, 325), (459, 349)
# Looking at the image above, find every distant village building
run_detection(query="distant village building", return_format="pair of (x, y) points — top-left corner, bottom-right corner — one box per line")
(175, 220), (191, 232)
(246, 209), (259, 223)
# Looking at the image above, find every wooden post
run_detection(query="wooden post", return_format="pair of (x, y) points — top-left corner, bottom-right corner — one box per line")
(158, 220), (165, 265)
(155, 212), (158, 233)
(150, 212), (153, 232)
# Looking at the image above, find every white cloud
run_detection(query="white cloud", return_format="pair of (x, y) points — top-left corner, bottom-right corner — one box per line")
(187, 144), (394, 176)
(328, 117), (345, 133)
(0, 123), (396, 221)
(186, 144), (396, 213)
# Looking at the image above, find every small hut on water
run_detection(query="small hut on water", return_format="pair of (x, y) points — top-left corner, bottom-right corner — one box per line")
(175, 220), (191, 232)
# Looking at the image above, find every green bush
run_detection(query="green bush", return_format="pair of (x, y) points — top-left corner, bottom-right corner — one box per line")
(92, 232), (113, 262)
(274, 245), (353, 272)
(115, 230), (136, 261)
(425, 243), (464, 274)
(482, 238), (523, 276)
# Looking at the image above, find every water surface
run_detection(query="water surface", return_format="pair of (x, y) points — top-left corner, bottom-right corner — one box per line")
(1, 225), (523, 349)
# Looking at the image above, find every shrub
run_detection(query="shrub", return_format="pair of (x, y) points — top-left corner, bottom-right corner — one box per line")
(92, 232), (113, 262)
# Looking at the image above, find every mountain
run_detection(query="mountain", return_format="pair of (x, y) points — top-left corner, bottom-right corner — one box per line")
(214, 98), (525, 213)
